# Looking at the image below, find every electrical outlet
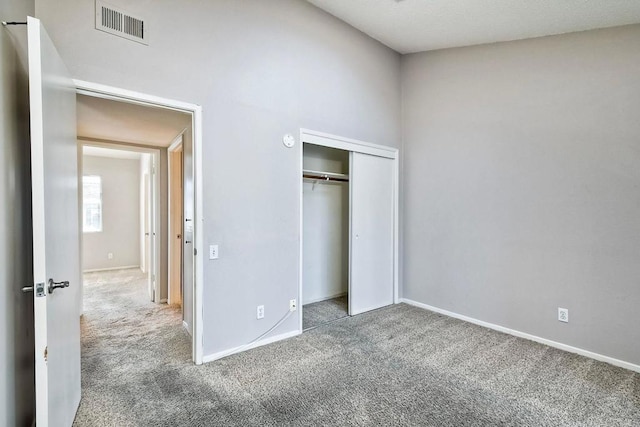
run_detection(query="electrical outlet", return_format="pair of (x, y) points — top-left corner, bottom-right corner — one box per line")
(209, 245), (219, 260)
(257, 305), (264, 319)
(289, 299), (297, 312)
(558, 307), (569, 323)
(108, 252), (113, 260)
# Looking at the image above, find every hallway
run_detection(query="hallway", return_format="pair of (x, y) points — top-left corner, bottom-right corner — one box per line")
(74, 268), (191, 426)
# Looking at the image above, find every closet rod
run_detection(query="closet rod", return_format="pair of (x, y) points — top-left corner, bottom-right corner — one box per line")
(302, 169), (349, 182)
(303, 173), (349, 183)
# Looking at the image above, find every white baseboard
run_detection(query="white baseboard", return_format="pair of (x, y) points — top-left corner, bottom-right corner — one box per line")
(400, 298), (640, 374)
(202, 330), (300, 363)
(303, 292), (347, 305)
(183, 321), (192, 336)
(83, 265), (140, 273)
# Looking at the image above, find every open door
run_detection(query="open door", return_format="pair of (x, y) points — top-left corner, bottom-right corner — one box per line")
(169, 144), (183, 305)
(27, 16), (81, 426)
(182, 127), (195, 339)
(143, 171), (152, 300)
(349, 152), (394, 315)
(142, 155), (159, 303)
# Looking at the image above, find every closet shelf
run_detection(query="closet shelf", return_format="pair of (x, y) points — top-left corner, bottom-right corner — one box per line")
(302, 169), (349, 182)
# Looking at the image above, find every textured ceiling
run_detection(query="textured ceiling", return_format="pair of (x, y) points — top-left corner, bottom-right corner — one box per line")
(77, 94), (191, 148)
(307, 0), (640, 53)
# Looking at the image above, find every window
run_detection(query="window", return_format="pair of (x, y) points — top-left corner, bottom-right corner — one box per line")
(83, 176), (102, 232)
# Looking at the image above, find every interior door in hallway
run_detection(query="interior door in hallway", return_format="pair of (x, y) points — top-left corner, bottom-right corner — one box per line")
(349, 152), (394, 315)
(27, 16), (81, 426)
(169, 145), (183, 305)
(182, 128), (195, 338)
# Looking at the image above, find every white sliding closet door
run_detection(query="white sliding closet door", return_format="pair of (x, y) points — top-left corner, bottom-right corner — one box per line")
(349, 152), (394, 315)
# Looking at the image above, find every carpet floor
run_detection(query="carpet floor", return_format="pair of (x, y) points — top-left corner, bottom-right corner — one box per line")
(74, 269), (640, 426)
(303, 296), (348, 331)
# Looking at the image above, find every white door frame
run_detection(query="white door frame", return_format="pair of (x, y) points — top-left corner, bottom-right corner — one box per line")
(75, 79), (205, 365)
(167, 135), (183, 306)
(79, 140), (162, 303)
(298, 129), (399, 334)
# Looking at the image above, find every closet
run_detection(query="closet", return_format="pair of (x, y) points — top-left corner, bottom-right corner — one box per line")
(302, 144), (350, 330)
(300, 130), (398, 332)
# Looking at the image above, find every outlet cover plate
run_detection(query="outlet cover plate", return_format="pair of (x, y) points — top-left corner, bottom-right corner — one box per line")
(558, 307), (569, 323)
(209, 245), (219, 260)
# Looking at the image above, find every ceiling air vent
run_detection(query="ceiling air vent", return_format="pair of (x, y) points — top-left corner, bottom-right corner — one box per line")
(95, 1), (148, 45)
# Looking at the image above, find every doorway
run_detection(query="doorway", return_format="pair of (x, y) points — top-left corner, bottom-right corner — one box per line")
(74, 84), (203, 364)
(80, 144), (160, 300)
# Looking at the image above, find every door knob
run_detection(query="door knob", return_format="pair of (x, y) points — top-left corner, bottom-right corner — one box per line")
(48, 278), (69, 294)
(22, 285), (34, 293)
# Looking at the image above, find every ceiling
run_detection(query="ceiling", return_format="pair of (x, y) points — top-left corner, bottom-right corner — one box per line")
(77, 94), (191, 148)
(83, 146), (142, 159)
(307, 0), (640, 54)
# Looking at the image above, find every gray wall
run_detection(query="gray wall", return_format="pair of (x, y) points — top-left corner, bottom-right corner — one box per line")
(401, 25), (640, 365)
(36, 0), (401, 355)
(0, 0), (35, 424)
(82, 155), (140, 271)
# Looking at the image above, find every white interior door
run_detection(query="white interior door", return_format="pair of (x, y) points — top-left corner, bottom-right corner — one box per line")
(143, 154), (159, 303)
(28, 16), (81, 426)
(144, 172), (153, 300)
(146, 169), (155, 301)
(169, 146), (183, 305)
(182, 128), (195, 338)
(349, 152), (394, 315)
(143, 172), (149, 272)
(150, 155), (159, 302)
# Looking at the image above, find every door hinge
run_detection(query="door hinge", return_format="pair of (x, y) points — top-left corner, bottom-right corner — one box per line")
(44, 346), (48, 362)
(194, 248), (197, 256)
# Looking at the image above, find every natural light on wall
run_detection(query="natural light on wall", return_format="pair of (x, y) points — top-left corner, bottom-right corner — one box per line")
(83, 175), (103, 233)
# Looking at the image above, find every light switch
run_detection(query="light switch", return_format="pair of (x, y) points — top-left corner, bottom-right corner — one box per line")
(209, 244), (219, 260)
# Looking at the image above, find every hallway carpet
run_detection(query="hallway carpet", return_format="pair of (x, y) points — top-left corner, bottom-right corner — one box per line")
(74, 269), (640, 426)
(303, 295), (348, 331)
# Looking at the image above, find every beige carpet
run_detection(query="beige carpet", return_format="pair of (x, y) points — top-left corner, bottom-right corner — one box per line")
(74, 269), (640, 426)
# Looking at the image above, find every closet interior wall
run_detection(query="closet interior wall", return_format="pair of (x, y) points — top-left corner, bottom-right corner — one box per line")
(302, 144), (350, 305)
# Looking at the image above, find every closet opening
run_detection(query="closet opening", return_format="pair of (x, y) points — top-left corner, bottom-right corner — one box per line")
(302, 144), (350, 331)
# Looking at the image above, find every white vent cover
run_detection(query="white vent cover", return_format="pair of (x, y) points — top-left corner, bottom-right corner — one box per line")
(95, 1), (148, 45)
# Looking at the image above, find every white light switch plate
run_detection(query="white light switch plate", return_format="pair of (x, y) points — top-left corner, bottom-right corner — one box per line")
(209, 244), (219, 260)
